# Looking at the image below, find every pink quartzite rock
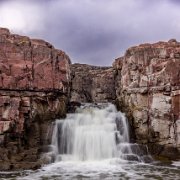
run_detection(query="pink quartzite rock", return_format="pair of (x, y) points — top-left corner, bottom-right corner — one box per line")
(0, 30), (70, 91)
(114, 40), (180, 159)
(0, 28), (71, 133)
(0, 28), (70, 170)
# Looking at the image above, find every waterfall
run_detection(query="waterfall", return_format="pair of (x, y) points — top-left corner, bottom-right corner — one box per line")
(51, 103), (152, 162)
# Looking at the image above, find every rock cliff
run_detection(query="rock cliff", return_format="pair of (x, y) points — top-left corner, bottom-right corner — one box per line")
(114, 40), (180, 159)
(70, 40), (180, 160)
(0, 28), (71, 170)
(70, 64), (116, 103)
(0, 27), (179, 170)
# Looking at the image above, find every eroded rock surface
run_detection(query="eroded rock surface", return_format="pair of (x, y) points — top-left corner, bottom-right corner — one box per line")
(0, 28), (70, 91)
(114, 40), (180, 159)
(70, 64), (116, 103)
(0, 28), (71, 170)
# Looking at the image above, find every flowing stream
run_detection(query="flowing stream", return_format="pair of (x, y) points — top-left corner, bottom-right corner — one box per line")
(51, 103), (151, 162)
(0, 103), (180, 180)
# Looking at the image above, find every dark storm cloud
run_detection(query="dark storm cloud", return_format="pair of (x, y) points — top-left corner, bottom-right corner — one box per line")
(170, 0), (180, 4)
(0, 0), (180, 65)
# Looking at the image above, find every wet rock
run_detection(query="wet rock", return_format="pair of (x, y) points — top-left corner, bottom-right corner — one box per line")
(67, 101), (81, 113)
(122, 154), (139, 161)
(141, 155), (153, 163)
(130, 144), (149, 156)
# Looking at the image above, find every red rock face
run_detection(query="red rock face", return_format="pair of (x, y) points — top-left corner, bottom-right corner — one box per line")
(0, 28), (70, 91)
(0, 27), (71, 132)
(114, 40), (180, 159)
(0, 28), (70, 170)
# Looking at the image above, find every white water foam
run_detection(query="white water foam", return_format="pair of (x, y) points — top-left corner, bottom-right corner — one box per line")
(172, 161), (180, 167)
(12, 160), (180, 180)
(51, 103), (137, 162)
(1, 103), (179, 180)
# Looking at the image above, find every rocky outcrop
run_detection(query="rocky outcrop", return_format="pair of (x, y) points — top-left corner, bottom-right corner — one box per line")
(0, 28), (70, 91)
(114, 40), (180, 159)
(70, 64), (116, 103)
(69, 41), (180, 160)
(0, 27), (179, 169)
(0, 28), (71, 170)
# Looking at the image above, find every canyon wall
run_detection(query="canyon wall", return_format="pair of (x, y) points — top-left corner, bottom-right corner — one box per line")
(70, 40), (180, 159)
(0, 28), (71, 170)
(114, 40), (180, 159)
(70, 63), (116, 103)
(0, 27), (179, 170)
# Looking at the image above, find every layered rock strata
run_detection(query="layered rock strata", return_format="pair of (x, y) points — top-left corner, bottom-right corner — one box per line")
(114, 40), (180, 159)
(0, 28), (71, 170)
(70, 63), (116, 103)
(0, 27), (179, 170)
(70, 41), (180, 159)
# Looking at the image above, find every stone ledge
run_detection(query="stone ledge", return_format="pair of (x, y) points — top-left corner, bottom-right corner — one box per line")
(171, 90), (180, 96)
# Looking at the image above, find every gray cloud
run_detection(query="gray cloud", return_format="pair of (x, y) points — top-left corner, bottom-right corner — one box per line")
(0, 0), (180, 65)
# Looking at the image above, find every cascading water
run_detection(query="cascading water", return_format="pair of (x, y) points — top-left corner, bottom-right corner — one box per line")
(2, 103), (180, 180)
(51, 103), (152, 162)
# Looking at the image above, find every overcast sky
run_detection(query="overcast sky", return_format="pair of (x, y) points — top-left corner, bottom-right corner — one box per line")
(0, 0), (180, 65)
